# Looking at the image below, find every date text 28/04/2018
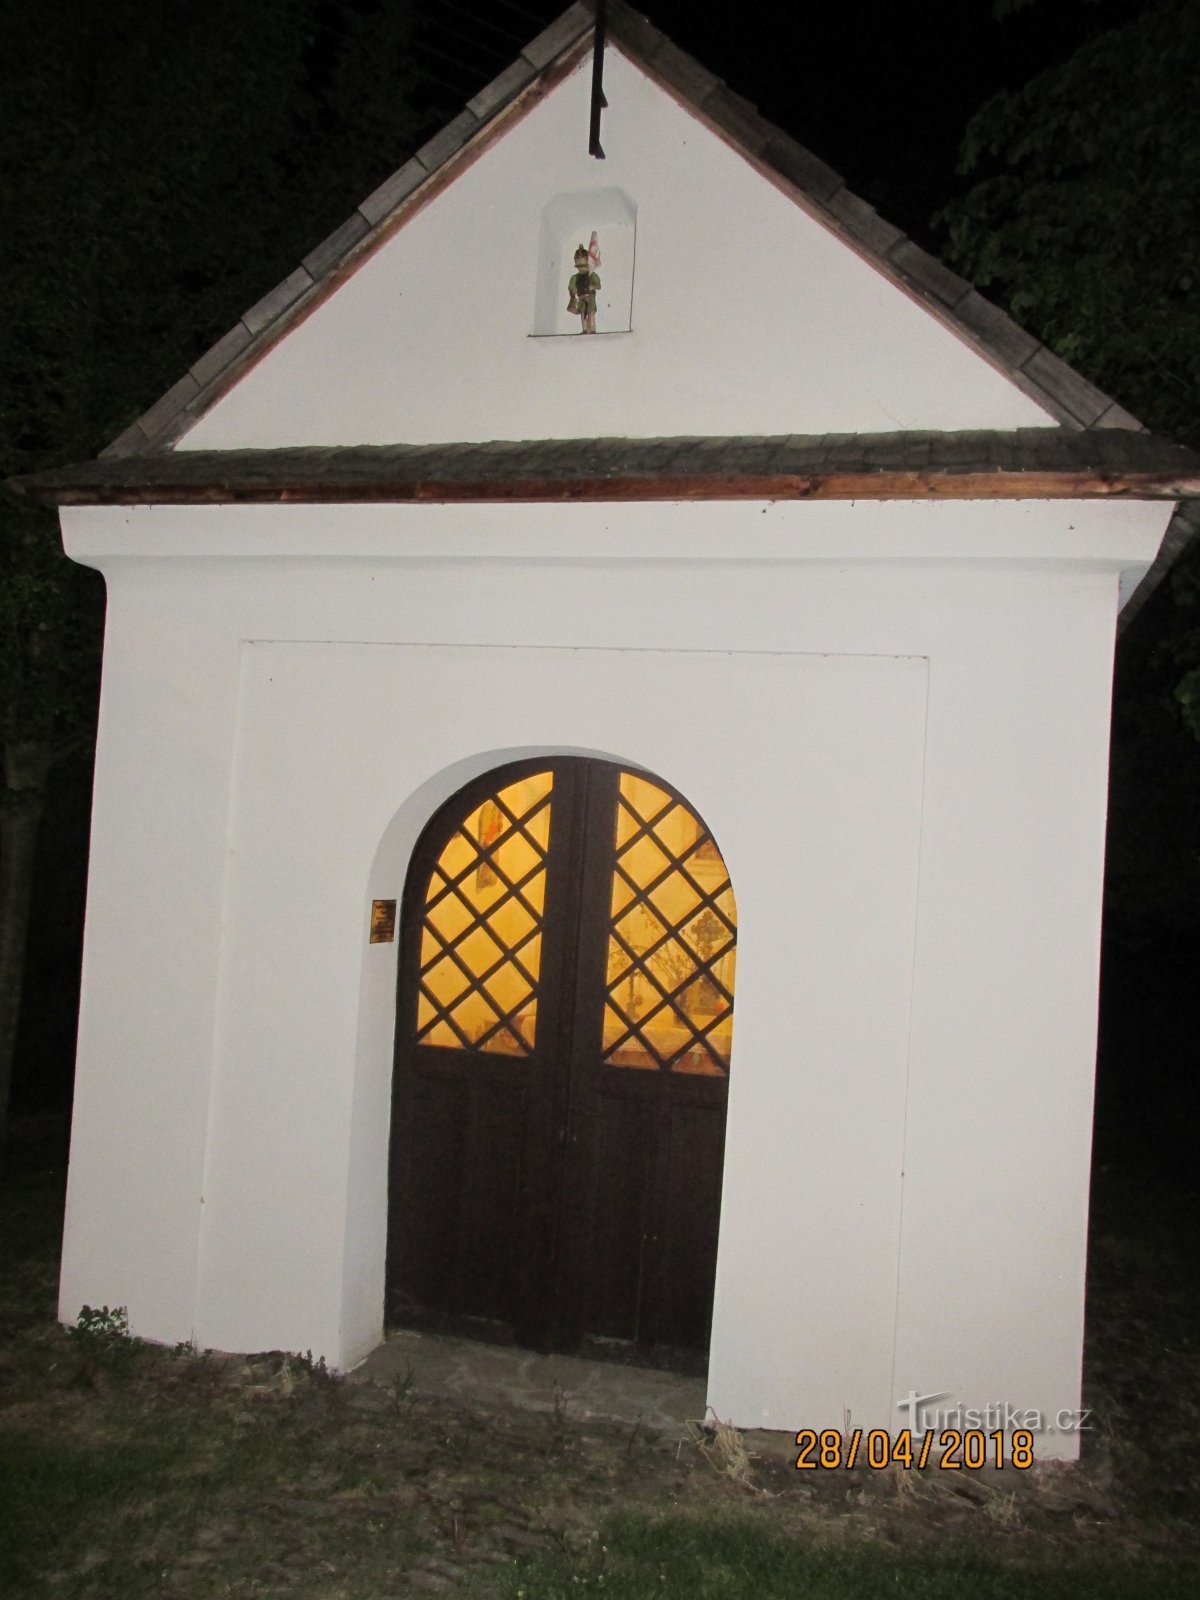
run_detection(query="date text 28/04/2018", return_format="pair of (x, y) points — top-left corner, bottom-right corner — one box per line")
(795, 1428), (1035, 1471)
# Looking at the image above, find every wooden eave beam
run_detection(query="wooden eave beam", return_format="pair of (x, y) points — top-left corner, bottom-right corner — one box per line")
(25, 469), (1200, 509)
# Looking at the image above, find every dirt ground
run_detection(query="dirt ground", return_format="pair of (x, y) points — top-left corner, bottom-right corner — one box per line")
(2, 1119), (1199, 1596)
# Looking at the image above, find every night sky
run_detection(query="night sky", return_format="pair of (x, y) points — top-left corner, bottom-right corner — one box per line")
(411, 0), (1105, 241)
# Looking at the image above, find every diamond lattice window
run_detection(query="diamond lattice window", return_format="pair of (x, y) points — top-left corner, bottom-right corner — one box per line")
(414, 772), (553, 1056)
(603, 773), (737, 1074)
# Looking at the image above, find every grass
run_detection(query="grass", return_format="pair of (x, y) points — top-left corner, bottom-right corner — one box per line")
(2, 1412), (217, 1590)
(0, 1350), (431, 1596)
(2, 1113), (1199, 1597)
(490, 1513), (1200, 1599)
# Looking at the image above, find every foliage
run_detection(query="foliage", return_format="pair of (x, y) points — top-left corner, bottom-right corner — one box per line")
(0, 0), (424, 1145)
(66, 1303), (137, 1381)
(938, 0), (1200, 449)
(2, 0), (424, 478)
(937, 0), (1200, 937)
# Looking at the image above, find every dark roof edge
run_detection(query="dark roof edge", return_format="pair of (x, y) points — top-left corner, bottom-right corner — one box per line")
(18, 429), (1200, 507)
(1121, 499), (1200, 629)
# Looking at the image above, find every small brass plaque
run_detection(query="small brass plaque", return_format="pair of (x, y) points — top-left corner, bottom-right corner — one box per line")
(370, 899), (397, 944)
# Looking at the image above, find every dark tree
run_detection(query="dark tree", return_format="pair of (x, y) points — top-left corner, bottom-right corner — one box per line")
(0, 0), (425, 1151)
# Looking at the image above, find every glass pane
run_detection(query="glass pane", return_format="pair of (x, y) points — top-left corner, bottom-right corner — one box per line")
(463, 798), (510, 855)
(656, 803), (694, 855)
(603, 1003), (656, 1071)
(603, 772), (737, 1073)
(419, 927), (440, 969)
(525, 801), (552, 850)
(648, 872), (700, 925)
(647, 937), (699, 996)
(610, 971), (662, 1024)
(492, 896), (535, 948)
(521, 869), (547, 916)
(425, 889), (474, 944)
(620, 773), (673, 827)
(415, 771), (553, 1056)
(615, 801), (640, 849)
(674, 1040), (728, 1077)
(493, 829), (539, 886)
(450, 991), (500, 1046)
(607, 941), (633, 987)
(456, 924), (504, 979)
(425, 953), (473, 1004)
(434, 831), (477, 887)
(424, 1018), (460, 1049)
(615, 904), (669, 961)
(610, 875), (636, 917)
(681, 905), (735, 963)
(424, 954), (471, 1008)
(482, 964), (533, 1014)
(497, 770), (553, 816)
(515, 931), (542, 983)
(621, 832), (671, 890)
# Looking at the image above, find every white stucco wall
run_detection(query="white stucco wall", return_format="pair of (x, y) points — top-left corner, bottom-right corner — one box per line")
(179, 47), (1052, 449)
(58, 496), (1169, 1460)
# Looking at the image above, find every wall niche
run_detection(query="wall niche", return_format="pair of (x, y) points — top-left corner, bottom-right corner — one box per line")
(532, 188), (636, 337)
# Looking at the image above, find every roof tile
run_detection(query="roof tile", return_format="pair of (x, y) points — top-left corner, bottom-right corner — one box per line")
(822, 189), (905, 256)
(98, 420), (151, 460)
(467, 55), (540, 120)
(705, 87), (771, 157)
(609, 3), (663, 60)
(416, 109), (481, 175)
(520, 2), (592, 69)
(241, 267), (315, 337)
(189, 323), (255, 392)
(648, 37), (721, 106)
(1094, 399), (1145, 433)
(358, 160), (427, 228)
(1021, 347), (1111, 428)
(135, 373), (201, 442)
(302, 213), (371, 282)
(952, 290), (1041, 370)
(762, 133), (843, 202)
(887, 239), (972, 310)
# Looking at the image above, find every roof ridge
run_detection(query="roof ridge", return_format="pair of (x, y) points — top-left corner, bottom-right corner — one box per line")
(101, 0), (1140, 464)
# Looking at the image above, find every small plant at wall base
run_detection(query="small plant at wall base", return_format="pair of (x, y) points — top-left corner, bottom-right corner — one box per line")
(66, 1303), (138, 1383)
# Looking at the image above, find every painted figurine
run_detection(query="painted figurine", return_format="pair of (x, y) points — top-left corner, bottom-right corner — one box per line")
(567, 237), (601, 333)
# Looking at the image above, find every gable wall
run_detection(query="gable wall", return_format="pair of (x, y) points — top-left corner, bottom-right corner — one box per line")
(181, 50), (1052, 450)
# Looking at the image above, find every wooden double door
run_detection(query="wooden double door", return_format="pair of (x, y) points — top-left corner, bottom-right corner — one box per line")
(386, 757), (737, 1367)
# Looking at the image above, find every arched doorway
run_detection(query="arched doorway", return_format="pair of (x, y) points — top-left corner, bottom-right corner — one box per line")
(386, 756), (737, 1369)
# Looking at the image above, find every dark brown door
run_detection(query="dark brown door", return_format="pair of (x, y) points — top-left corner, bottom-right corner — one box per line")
(386, 757), (737, 1368)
